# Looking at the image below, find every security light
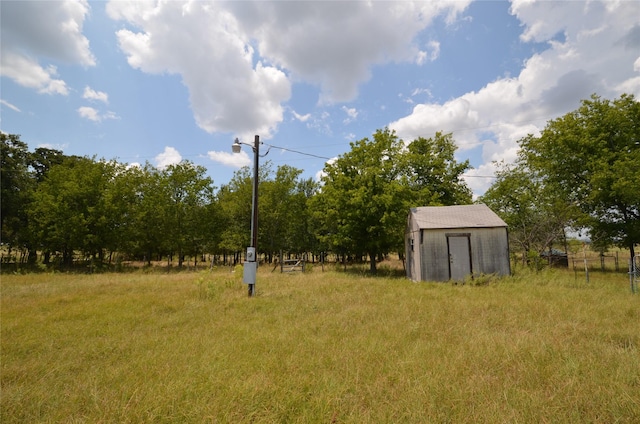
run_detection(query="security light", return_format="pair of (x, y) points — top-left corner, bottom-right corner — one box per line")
(232, 138), (241, 153)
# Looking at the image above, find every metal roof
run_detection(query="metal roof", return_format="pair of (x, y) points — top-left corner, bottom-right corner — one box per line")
(409, 204), (507, 229)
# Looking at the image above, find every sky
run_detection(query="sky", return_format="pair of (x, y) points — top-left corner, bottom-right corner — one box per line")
(2, 0), (639, 197)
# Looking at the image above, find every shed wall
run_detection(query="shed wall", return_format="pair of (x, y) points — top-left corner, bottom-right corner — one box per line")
(418, 226), (510, 282)
(420, 230), (450, 281)
(405, 217), (421, 281)
(468, 227), (510, 276)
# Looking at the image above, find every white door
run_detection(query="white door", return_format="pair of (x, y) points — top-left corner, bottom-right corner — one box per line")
(448, 236), (471, 281)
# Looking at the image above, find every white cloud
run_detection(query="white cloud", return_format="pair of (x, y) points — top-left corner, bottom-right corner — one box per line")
(108, 1), (290, 139)
(37, 142), (69, 151)
(391, 0), (640, 196)
(155, 147), (182, 169)
(416, 41), (441, 65)
(106, 0), (471, 137)
(207, 150), (251, 168)
(229, 1), (470, 104)
(1, 99), (21, 112)
(77, 106), (100, 122)
(292, 110), (311, 122)
(0, 51), (69, 95)
(83, 86), (109, 103)
(0, 0), (94, 95)
(342, 106), (358, 124)
(314, 156), (338, 183)
(77, 106), (119, 122)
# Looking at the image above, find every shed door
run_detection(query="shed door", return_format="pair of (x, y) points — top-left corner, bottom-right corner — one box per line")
(448, 235), (471, 281)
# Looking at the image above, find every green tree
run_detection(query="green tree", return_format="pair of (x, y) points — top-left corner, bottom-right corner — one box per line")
(216, 165), (268, 262)
(312, 129), (412, 273)
(124, 164), (167, 264)
(259, 164), (316, 261)
(403, 132), (473, 206)
(28, 157), (120, 267)
(287, 176), (320, 256)
(161, 162), (215, 267)
(28, 147), (67, 182)
(0, 133), (32, 254)
(520, 94), (640, 259)
(479, 161), (575, 265)
(311, 128), (472, 273)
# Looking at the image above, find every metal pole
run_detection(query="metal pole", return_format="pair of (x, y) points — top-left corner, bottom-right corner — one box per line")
(248, 135), (259, 297)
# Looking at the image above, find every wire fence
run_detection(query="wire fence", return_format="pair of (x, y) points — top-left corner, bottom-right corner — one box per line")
(630, 255), (639, 294)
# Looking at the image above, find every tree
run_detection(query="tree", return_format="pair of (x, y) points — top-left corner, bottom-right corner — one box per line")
(28, 157), (120, 267)
(312, 128), (471, 274)
(402, 132), (473, 206)
(479, 161), (575, 264)
(124, 164), (167, 264)
(259, 165), (316, 261)
(216, 165), (269, 262)
(287, 176), (320, 256)
(28, 147), (67, 182)
(161, 162), (215, 267)
(1, 133), (32, 254)
(520, 94), (640, 259)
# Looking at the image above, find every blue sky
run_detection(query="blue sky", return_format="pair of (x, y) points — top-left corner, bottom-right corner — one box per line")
(2, 0), (639, 196)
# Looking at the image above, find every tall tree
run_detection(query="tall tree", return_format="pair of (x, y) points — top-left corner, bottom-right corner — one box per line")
(28, 157), (119, 266)
(259, 164), (315, 261)
(479, 161), (575, 264)
(288, 176), (320, 256)
(125, 164), (168, 264)
(403, 132), (473, 206)
(312, 128), (472, 273)
(314, 129), (412, 273)
(28, 147), (67, 182)
(161, 161), (215, 267)
(216, 165), (270, 262)
(520, 94), (640, 259)
(0, 133), (32, 253)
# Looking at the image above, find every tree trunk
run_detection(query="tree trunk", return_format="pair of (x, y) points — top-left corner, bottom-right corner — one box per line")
(369, 252), (377, 275)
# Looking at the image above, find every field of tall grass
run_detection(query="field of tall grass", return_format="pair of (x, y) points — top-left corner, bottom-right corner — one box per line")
(2, 266), (638, 423)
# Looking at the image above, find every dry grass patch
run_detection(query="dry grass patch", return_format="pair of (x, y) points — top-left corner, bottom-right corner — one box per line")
(2, 268), (639, 423)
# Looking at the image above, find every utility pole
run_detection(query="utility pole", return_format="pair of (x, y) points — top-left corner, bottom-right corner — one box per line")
(233, 135), (260, 297)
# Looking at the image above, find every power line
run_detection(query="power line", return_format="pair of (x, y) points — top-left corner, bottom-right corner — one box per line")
(266, 144), (331, 160)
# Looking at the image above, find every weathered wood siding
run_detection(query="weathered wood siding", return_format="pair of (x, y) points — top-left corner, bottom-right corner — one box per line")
(407, 227), (510, 281)
(405, 205), (510, 282)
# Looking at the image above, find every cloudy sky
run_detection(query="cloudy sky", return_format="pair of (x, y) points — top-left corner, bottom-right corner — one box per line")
(2, 0), (639, 196)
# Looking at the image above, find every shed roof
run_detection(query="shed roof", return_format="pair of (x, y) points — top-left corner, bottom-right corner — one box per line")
(409, 204), (507, 229)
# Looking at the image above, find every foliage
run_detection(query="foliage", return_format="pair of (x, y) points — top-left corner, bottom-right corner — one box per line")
(312, 128), (472, 274)
(402, 132), (473, 205)
(27, 156), (121, 266)
(520, 94), (640, 258)
(0, 133), (32, 251)
(479, 160), (576, 262)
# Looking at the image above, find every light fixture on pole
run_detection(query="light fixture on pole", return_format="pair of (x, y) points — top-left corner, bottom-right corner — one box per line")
(232, 135), (263, 297)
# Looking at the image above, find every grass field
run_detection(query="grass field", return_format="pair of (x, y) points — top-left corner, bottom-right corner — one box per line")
(2, 266), (639, 423)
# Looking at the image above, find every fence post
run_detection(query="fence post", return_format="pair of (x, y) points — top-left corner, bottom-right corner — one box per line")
(630, 256), (638, 294)
(583, 243), (589, 283)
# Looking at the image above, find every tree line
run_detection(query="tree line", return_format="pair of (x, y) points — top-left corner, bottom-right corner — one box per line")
(2, 94), (638, 273)
(1, 129), (472, 272)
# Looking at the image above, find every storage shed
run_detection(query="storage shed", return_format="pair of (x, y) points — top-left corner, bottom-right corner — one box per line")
(405, 204), (510, 282)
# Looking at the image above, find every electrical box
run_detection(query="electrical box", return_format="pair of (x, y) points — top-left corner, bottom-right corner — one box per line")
(246, 247), (255, 262)
(243, 261), (257, 285)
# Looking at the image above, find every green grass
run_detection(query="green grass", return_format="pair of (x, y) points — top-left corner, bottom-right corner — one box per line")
(2, 268), (639, 423)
